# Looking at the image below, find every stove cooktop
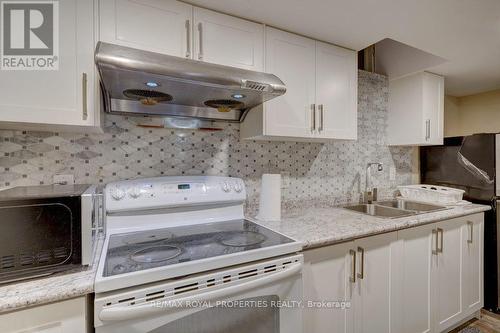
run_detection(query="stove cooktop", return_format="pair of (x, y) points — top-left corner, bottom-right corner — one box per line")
(103, 220), (295, 277)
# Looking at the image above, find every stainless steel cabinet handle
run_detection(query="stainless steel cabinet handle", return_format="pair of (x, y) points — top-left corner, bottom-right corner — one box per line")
(349, 249), (356, 283)
(198, 23), (203, 60)
(425, 119), (431, 141)
(310, 104), (316, 132)
(437, 227), (444, 253)
(467, 221), (473, 244)
(82, 73), (88, 121)
(185, 20), (191, 58)
(318, 104), (324, 132)
(432, 229), (438, 255)
(357, 246), (365, 279)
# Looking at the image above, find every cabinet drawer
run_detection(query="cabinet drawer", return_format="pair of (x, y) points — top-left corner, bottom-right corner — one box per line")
(0, 297), (89, 333)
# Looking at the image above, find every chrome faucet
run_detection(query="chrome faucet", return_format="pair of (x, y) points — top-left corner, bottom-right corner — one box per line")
(365, 162), (383, 204)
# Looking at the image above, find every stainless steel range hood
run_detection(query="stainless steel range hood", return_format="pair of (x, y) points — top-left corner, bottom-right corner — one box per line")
(95, 42), (286, 122)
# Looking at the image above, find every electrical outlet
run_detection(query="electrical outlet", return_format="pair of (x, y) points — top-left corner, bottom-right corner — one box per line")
(53, 174), (74, 185)
(389, 167), (396, 181)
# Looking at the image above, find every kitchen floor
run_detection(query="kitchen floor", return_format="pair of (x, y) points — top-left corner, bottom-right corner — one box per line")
(452, 310), (500, 333)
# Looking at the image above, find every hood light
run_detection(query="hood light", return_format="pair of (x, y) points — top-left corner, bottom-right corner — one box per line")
(231, 94), (245, 99)
(145, 82), (160, 88)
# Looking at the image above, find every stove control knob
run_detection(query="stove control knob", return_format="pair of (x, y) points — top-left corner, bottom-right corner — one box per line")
(129, 187), (142, 199)
(110, 187), (126, 200)
(111, 264), (127, 275)
(221, 182), (230, 192)
(234, 182), (242, 193)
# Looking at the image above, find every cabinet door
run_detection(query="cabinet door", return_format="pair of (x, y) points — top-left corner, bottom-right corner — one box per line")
(394, 224), (434, 333)
(388, 71), (444, 146)
(0, 0), (96, 128)
(462, 214), (483, 315)
(422, 72), (444, 145)
(264, 28), (315, 138)
(303, 242), (353, 333)
(432, 218), (464, 332)
(388, 74), (425, 145)
(100, 0), (192, 58)
(193, 8), (264, 71)
(0, 297), (88, 333)
(315, 41), (357, 140)
(352, 232), (397, 333)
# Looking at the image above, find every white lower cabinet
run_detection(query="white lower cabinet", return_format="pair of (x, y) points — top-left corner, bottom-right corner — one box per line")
(303, 232), (397, 333)
(0, 297), (90, 333)
(433, 218), (464, 332)
(462, 214), (483, 316)
(303, 213), (484, 333)
(392, 223), (434, 333)
(352, 233), (396, 333)
(303, 241), (352, 333)
(395, 215), (484, 333)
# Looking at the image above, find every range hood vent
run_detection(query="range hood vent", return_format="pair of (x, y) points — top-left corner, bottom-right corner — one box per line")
(95, 42), (286, 122)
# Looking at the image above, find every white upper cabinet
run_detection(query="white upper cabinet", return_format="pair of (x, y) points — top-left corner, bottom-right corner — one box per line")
(0, 0), (99, 132)
(193, 8), (264, 71)
(262, 27), (316, 138)
(315, 41), (357, 140)
(388, 71), (444, 146)
(423, 73), (444, 144)
(100, 0), (264, 71)
(100, 0), (192, 58)
(240, 27), (357, 142)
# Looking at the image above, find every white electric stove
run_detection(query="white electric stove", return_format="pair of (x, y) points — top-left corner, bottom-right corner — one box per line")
(94, 176), (303, 333)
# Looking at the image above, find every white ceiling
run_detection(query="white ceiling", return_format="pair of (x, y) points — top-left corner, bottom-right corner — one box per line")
(186, 0), (500, 96)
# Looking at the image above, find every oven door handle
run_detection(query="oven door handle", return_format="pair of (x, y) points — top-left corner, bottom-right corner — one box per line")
(99, 262), (302, 322)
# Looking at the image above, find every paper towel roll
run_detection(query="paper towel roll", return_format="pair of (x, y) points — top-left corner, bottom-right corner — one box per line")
(257, 174), (281, 221)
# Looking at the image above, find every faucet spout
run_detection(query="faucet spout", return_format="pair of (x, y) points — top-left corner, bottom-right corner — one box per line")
(365, 162), (383, 203)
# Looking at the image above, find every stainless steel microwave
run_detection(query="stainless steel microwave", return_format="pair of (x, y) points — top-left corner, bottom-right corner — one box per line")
(0, 184), (102, 284)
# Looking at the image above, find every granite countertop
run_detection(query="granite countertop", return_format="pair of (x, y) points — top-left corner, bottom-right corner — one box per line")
(252, 203), (491, 249)
(0, 236), (104, 314)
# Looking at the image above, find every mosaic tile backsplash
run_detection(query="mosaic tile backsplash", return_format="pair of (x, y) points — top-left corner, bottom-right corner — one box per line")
(0, 70), (415, 206)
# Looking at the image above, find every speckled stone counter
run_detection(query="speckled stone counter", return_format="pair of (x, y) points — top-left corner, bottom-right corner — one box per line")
(251, 203), (491, 249)
(0, 237), (104, 314)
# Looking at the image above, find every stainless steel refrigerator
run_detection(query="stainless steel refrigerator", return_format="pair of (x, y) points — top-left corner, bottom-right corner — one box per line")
(420, 133), (500, 312)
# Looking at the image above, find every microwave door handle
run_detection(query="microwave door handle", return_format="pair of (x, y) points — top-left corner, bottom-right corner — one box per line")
(98, 262), (302, 322)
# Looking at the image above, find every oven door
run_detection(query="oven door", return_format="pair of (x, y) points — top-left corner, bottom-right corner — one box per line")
(95, 255), (303, 333)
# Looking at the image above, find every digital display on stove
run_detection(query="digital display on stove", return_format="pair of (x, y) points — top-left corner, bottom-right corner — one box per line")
(177, 184), (190, 190)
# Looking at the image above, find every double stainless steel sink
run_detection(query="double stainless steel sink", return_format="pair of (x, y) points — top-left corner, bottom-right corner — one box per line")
(344, 199), (449, 218)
